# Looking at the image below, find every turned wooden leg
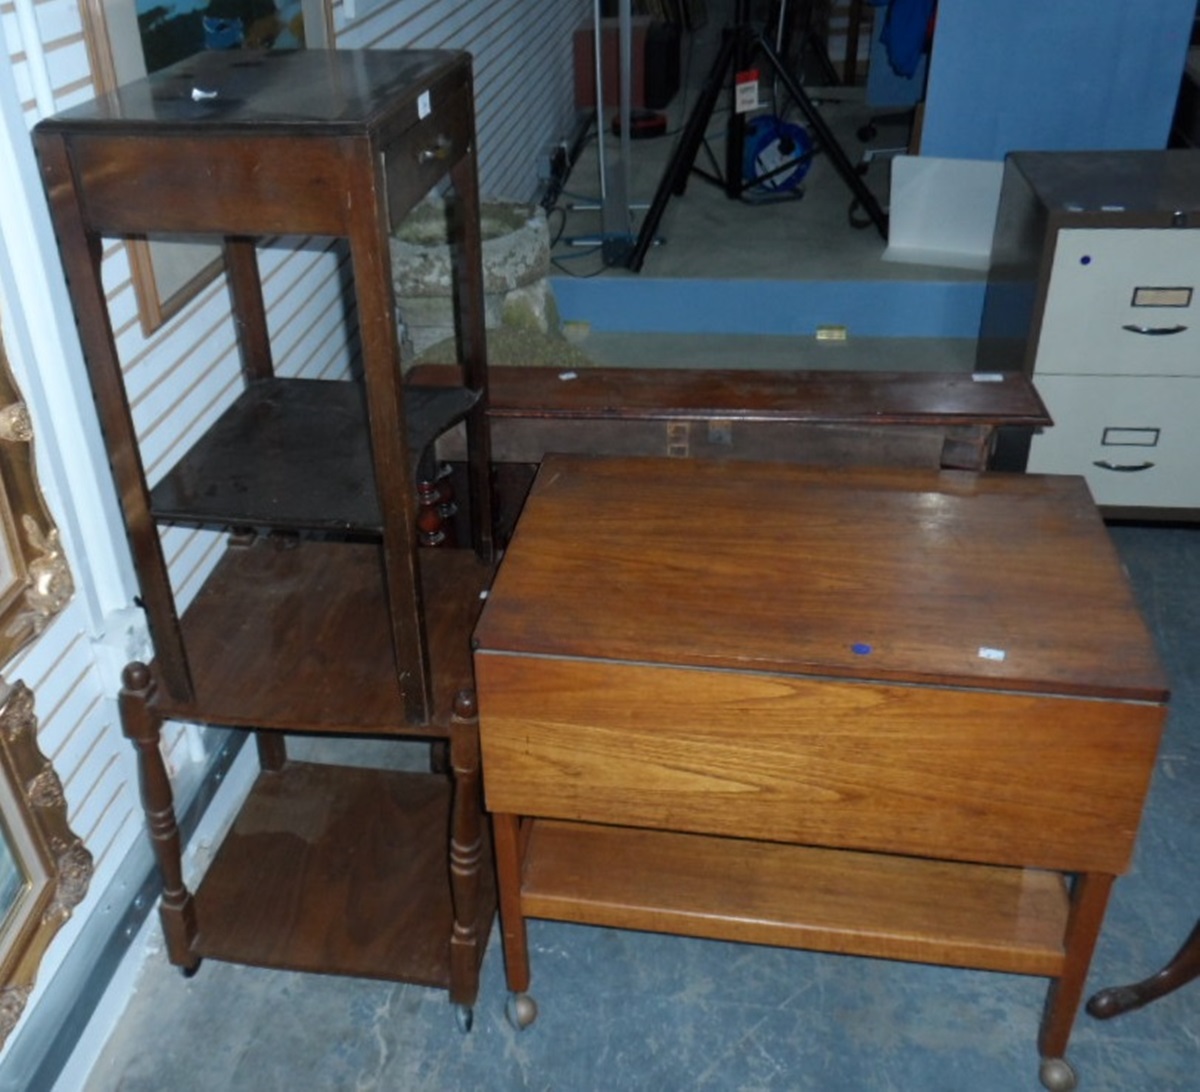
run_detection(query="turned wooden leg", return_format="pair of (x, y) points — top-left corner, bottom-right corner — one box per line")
(492, 810), (537, 1029)
(447, 689), (484, 1008)
(1037, 872), (1114, 1090)
(417, 479), (447, 547)
(119, 662), (199, 972)
(1087, 917), (1200, 1019)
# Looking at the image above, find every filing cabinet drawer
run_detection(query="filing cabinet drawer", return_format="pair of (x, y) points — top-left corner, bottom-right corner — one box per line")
(1028, 375), (1200, 507)
(1036, 229), (1200, 377)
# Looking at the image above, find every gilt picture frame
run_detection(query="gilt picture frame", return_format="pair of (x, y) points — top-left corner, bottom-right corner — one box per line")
(0, 330), (87, 1047)
(0, 681), (92, 1048)
(0, 333), (73, 662)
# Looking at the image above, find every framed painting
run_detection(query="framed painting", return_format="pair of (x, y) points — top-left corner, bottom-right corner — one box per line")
(78, 0), (334, 334)
(0, 682), (92, 1048)
(0, 333), (73, 659)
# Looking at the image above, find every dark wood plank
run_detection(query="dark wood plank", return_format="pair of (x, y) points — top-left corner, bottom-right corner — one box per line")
(192, 762), (495, 985)
(408, 364), (1051, 427)
(148, 378), (478, 533)
(153, 538), (489, 733)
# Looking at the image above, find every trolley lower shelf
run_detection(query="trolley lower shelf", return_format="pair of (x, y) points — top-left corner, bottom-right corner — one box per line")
(516, 819), (1070, 976)
(191, 761), (495, 987)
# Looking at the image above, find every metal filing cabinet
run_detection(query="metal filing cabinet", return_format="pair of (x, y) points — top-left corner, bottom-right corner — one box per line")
(978, 150), (1200, 516)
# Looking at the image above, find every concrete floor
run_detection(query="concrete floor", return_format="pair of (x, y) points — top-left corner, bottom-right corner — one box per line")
(79, 6), (1199, 1090)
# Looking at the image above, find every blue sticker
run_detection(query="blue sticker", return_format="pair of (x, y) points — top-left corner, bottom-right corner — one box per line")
(851, 643), (872, 655)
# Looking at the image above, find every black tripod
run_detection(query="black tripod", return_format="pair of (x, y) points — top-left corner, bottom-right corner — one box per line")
(626, 0), (889, 272)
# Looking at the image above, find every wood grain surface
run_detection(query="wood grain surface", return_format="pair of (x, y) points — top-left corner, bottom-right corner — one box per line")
(475, 456), (1167, 701)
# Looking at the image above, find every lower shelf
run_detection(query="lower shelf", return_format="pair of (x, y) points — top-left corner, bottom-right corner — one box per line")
(519, 820), (1069, 977)
(191, 761), (495, 989)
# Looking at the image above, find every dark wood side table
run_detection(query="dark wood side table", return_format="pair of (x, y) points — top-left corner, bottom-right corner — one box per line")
(474, 455), (1169, 1088)
(410, 363), (1052, 544)
(34, 49), (496, 1025)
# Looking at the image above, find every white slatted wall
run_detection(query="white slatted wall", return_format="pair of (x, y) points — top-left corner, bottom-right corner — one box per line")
(0, 0), (590, 1069)
(1, 0), (152, 1056)
(337, 0), (591, 199)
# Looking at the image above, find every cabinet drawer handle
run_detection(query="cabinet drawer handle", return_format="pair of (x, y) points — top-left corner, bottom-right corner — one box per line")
(1093, 459), (1156, 473)
(419, 137), (452, 164)
(1121, 323), (1187, 336)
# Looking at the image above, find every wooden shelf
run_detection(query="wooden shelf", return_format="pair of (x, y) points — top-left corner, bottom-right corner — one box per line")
(36, 47), (498, 1011)
(192, 761), (495, 985)
(153, 537), (490, 733)
(149, 378), (479, 533)
(520, 820), (1070, 977)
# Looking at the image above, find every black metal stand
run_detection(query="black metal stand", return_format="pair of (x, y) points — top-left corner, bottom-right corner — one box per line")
(626, 1), (889, 272)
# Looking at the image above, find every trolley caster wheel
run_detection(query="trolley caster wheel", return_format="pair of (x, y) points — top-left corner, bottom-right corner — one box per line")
(1039, 1057), (1077, 1091)
(506, 992), (538, 1031)
(455, 1005), (474, 1033)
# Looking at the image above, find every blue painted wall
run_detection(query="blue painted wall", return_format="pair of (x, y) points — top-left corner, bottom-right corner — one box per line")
(920, 0), (1195, 161)
(551, 277), (987, 338)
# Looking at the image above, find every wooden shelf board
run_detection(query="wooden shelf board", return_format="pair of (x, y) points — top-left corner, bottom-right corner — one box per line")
(192, 762), (495, 985)
(153, 538), (490, 733)
(149, 378), (478, 533)
(520, 820), (1069, 977)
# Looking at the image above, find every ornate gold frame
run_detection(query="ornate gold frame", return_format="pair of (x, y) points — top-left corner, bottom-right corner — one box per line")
(0, 339), (73, 657)
(0, 330), (86, 1046)
(0, 682), (92, 1046)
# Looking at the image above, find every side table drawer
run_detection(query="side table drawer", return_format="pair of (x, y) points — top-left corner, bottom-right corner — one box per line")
(383, 83), (474, 226)
(1028, 375), (1200, 507)
(1036, 228), (1200, 377)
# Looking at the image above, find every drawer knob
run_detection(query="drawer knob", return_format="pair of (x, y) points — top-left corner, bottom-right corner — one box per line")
(1093, 460), (1155, 473)
(419, 137), (453, 164)
(1121, 324), (1187, 336)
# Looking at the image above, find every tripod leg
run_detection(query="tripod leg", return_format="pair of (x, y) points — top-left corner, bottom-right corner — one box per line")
(627, 30), (740, 272)
(724, 25), (755, 199)
(804, 28), (842, 87)
(757, 33), (889, 239)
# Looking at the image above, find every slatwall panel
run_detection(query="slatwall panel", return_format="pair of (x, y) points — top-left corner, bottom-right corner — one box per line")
(5, 616), (135, 866)
(337, 0), (592, 199)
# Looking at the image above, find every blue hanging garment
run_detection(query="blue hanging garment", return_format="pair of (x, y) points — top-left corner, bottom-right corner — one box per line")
(880, 0), (936, 79)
